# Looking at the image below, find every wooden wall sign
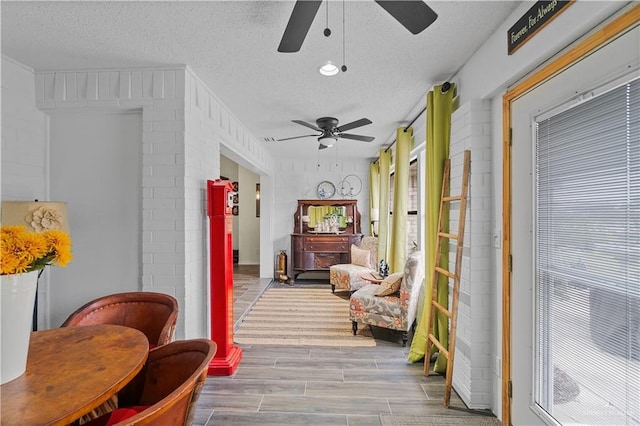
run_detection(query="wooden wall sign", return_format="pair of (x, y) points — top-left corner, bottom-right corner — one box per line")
(508, 0), (573, 55)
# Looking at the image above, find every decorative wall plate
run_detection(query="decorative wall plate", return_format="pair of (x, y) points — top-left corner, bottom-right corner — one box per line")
(337, 174), (362, 198)
(316, 181), (335, 199)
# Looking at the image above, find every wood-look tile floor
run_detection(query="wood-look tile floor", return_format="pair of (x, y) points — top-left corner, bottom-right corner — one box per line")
(194, 266), (497, 425)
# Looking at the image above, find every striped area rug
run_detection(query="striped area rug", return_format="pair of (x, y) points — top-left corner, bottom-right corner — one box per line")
(234, 287), (375, 347)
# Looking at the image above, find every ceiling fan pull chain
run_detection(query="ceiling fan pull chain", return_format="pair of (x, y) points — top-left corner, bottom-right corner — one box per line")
(324, 0), (331, 37)
(341, 0), (347, 72)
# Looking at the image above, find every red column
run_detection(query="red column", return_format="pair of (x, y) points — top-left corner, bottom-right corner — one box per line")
(207, 179), (242, 375)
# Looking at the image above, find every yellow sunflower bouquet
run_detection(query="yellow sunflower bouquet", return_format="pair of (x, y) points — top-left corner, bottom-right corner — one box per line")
(0, 226), (73, 275)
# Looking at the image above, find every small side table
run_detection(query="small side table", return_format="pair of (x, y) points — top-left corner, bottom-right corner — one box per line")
(361, 272), (384, 284)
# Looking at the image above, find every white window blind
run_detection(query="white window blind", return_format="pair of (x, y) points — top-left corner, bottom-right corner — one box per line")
(535, 77), (639, 424)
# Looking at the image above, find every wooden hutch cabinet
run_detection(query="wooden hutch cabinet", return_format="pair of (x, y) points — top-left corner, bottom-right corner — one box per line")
(291, 199), (362, 279)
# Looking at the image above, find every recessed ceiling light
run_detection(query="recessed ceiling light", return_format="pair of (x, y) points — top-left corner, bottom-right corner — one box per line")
(319, 61), (339, 76)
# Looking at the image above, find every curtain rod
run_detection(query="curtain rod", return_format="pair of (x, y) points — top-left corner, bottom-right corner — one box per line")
(383, 81), (452, 153)
(382, 105), (424, 154)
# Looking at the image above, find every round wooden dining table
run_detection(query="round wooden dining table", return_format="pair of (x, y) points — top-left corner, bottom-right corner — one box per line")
(1, 324), (149, 425)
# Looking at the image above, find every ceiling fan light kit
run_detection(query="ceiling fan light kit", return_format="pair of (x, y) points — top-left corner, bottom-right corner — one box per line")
(319, 61), (339, 76)
(318, 134), (337, 147)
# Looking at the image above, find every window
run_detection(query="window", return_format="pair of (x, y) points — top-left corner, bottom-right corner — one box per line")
(388, 159), (419, 254)
(407, 160), (419, 253)
(534, 76), (639, 424)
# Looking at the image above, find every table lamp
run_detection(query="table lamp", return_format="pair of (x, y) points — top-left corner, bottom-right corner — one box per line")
(1, 200), (70, 331)
(1, 201), (69, 233)
(370, 208), (379, 237)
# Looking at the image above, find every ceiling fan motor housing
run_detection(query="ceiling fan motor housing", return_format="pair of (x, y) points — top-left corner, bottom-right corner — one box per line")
(316, 117), (339, 129)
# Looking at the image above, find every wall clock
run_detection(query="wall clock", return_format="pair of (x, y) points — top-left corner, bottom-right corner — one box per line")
(316, 181), (335, 199)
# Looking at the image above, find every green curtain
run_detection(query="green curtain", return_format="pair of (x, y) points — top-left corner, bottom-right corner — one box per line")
(377, 149), (392, 265)
(389, 127), (412, 272)
(369, 162), (380, 237)
(408, 83), (456, 372)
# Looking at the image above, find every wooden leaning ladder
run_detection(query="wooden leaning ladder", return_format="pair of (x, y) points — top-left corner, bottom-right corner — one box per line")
(423, 149), (471, 407)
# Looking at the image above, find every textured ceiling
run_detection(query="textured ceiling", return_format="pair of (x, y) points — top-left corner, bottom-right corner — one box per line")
(1, 1), (519, 160)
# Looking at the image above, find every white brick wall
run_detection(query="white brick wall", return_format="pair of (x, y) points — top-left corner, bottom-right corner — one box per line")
(1, 57), (48, 200)
(1, 56), (50, 329)
(182, 67), (273, 337)
(32, 64), (273, 338)
(449, 99), (494, 408)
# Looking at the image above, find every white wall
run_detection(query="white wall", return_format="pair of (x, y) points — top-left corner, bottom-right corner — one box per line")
(219, 155), (260, 265)
(449, 99), (494, 409)
(455, 1), (626, 103)
(273, 157), (373, 263)
(237, 166), (259, 265)
(182, 68), (273, 337)
(1, 56), (49, 328)
(3, 64), (274, 339)
(220, 154), (239, 249)
(445, 1), (633, 418)
(1, 57), (48, 200)
(48, 111), (142, 327)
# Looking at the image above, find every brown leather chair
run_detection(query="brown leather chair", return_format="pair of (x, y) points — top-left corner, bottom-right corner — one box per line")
(84, 339), (217, 426)
(61, 292), (179, 347)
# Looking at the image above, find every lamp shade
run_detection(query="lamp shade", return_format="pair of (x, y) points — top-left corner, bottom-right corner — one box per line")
(370, 208), (380, 222)
(1, 201), (69, 233)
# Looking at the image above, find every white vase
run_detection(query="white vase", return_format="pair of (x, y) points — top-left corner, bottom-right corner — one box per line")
(1, 270), (38, 384)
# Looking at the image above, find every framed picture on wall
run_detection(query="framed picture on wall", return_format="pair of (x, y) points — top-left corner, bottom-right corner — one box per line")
(232, 205), (239, 216)
(233, 193), (239, 204)
(232, 181), (239, 192)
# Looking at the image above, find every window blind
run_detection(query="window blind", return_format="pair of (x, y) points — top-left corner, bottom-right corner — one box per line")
(388, 159), (419, 253)
(534, 77), (639, 424)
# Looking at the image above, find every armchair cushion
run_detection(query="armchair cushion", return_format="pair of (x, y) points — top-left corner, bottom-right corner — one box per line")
(84, 406), (148, 426)
(350, 284), (405, 330)
(330, 236), (379, 293)
(330, 263), (375, 292)
(351, 245), (373, 269)
(376, 272), (403, 296)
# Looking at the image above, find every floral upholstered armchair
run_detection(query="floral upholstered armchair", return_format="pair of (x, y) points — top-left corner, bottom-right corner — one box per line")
(349, 251), (424, 346)
(329, 236), (378, 293)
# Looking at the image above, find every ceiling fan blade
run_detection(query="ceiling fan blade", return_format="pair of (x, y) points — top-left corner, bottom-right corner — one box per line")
(277, 134), (319, 141)
(277, 1), (323, 53)
(292, 119), (322, 132)
(338, 133), (375, 142)
(335, 118), (372, 133)
(375, 1), (437, 35)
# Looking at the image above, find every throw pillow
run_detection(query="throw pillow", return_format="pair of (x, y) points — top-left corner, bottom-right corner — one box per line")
(351, 245), (372, 269)
(376, 272), (403, 296)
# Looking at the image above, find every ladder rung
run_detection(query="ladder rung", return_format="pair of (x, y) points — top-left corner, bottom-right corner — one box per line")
(427, 334), (450, 358)
(438, 232), (458, 240)
(442, 195), (463, 202)
(431, 300), (452, 318)
(435, 266), (456, 279)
